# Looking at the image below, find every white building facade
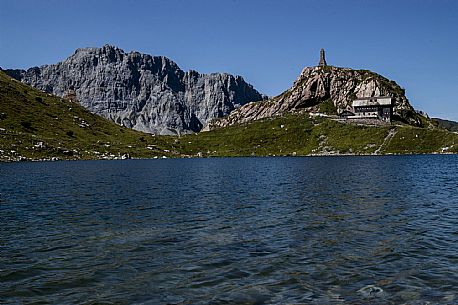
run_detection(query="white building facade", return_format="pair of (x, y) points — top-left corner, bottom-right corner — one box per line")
(350, 96), (393, 122)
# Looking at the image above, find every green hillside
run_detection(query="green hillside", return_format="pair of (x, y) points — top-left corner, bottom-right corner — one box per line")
(176, 114), (458, 157)
(0, 71), (178, 161)
(1, 71), (457, 161)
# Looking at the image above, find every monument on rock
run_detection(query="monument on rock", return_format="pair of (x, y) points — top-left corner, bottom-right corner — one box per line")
(319, 48), (327, 66)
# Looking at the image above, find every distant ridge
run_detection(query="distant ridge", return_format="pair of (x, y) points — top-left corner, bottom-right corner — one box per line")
(432, 118), (458, 132)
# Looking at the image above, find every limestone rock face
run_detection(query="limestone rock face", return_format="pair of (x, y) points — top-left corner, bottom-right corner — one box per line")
(209, 66), (419, 129)
(6, 45), (264, 134)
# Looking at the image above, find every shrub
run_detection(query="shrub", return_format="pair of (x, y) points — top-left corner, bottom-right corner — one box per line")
(319, 99), (337, 115)
(20, 121), (32, 129)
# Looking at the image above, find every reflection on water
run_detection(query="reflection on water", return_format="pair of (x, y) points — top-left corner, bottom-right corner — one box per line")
(0, 156), (457, 304)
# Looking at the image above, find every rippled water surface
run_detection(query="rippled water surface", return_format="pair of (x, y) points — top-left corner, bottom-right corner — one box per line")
(1, 156), (457, 304)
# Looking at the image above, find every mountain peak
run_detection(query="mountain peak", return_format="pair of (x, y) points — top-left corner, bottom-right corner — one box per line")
(4, 46), (264, 134)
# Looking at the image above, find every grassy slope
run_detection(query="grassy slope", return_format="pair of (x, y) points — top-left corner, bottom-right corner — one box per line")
(384, 125), (458, 154)
(1, 71), (457, 161)
(0, 71), (177, 161)
(176, 114), (458, 156)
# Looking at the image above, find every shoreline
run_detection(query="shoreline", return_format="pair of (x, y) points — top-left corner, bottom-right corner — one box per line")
(1, 151), (456, 163)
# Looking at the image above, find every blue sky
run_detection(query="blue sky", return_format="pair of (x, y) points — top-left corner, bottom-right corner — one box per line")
(1, 0), (457, 120)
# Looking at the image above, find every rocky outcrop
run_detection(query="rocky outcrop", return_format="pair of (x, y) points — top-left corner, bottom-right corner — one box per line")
(208, 66), (421, 129)
(6, 45), (264, 134)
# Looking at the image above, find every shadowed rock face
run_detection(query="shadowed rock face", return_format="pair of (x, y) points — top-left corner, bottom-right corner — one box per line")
(208, 66), (420, 129)
(5, 45), (264, 134)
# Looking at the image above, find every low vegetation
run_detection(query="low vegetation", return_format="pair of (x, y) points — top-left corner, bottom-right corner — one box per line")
(1, 71), (457, 161)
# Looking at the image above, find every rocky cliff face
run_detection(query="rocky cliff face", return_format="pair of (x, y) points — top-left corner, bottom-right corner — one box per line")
(6, 45), (264, 134)
(208, 66), (420, 129)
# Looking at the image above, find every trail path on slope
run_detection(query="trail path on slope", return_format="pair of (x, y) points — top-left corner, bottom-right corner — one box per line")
(375, 128), (397, 154)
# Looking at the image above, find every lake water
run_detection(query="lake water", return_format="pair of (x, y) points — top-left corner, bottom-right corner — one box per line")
(0, 156), (457, 304)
